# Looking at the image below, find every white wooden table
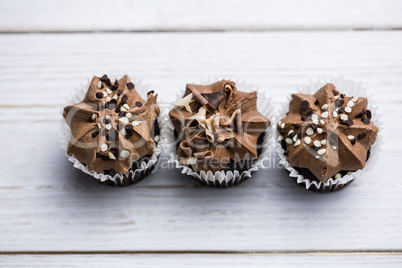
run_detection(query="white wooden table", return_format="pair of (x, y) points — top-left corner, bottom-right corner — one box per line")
(1, 1), (402, 266)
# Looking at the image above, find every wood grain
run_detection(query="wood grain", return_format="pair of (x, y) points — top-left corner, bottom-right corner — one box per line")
(1, 253), (402, 267)
(0, 32), (401, 253)
(0, 0), (402, 31)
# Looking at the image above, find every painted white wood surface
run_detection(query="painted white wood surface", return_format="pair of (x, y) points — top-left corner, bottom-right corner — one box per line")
(0, 32), (401, 256)
(1, 0), (402, 31)
(1, 253), (402, 267)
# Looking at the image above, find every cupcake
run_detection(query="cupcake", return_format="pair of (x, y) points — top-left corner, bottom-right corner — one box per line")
(277, 80), (380, 192)
(62, 74), (161, 186)
(168, 80), (271, 187)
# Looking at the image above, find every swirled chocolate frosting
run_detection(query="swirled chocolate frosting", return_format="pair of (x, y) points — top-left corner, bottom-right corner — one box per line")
(278, 83), (378, 182)
(63, 75), (160, 175)
(169, 80), (270, 173)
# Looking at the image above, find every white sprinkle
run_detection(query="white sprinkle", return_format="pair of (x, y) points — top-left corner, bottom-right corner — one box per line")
(345, 106), (352, 113)
(335, 173), (342, 179)
(120, 106), (127, 112)
(320, 119), (325, 125)
(304, 137), (311, 144)
(352, 97), (358, 102)
(340, 114), (348, 121)
(119, 128), (127, 136)
(347, 171), (353, 175)
(123, 104), (130, 110)
(335, 107), (340, 112)
(321, 139), (327, 146)
(321, 111), (329, 118)
(278, 121), (282, 126)
(317, 128), (323, 134)
(97, 122), (102, 129)
(112, 94), (118, 100)
(332, 145), (337, 150)
(92, 114), (97, 120)
(335, 95), (340, 99)
(311, 114), (318, 121)
(100, 144), (108, 152)
(321, 104), (328, 110)
(288, 130), (294, 135)
(97, 81), (102, 89)
(314, 140), (321, 147)
(313, 119), (319, 125)
(280, 122), (285, 129)
(106, 88), (112, 95)
(120, 150), (130, 159)
(348, 135), (355, 140)
(293, 134), (298, 142)
(347, 100), (354, 107)
(105, 124), (112, 130)
(108, 152), (116, 160)
(306, 127), (314, 136)
(126, 112), (132, 119)
(278, 135), (283, 142)
(154, 135), (160, 142)
(294, 139), (301, 146)
(103, 91), (107, 97)
(105, 115), (111, 120)
(286, 138), (293, 144)
(332, 111), (338, 117)
(106, 97), (111, 102)
(119, 117), (129, 124)
(316, 155), (320, 159)
(317, 149), (326, 155)
(132, 121), (141, 126)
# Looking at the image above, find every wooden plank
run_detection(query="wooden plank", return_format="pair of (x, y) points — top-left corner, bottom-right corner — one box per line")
(1, 253), (402, 267)
(0, 32), (401, 252)
(0, 0), (402, 31)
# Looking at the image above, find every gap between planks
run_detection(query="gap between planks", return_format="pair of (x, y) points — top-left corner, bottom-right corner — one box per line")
(1, 250), (402, 255)
(1, 28), (402, 34)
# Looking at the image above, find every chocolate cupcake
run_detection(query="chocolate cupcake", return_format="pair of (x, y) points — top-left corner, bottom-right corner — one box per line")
(276, 78), (381, 192)
(167, 80), (271, 187)
(62, 74), (161, 186)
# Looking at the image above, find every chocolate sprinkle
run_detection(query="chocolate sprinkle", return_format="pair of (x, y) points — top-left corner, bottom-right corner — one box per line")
(358, 133), (366, 140)
(351, 139), (356, 145)
(147, 90), (155, 95)
(92, 131), (99, 138)
(121, 95), (128, 103)
(363, 117), (370, 125)
(117, 90), (122, 96)
(347, 119), (354, 126)
(111, 79), (119, 90)
(96, 153), (102, 158)
(297, 132), (304, 139)
(332, 89), (339, 95)
(300, 100), (309, 109)
(109, 99), (117, 104)
(366, 110), (372, 119)
(294, 123), (300, 130)
(119, 111), (127, 117)
(127, 82), (135, 90)
(314, 99), (319, 105)
(338, 107), (345, 113)
(135, 101), (143, 107)
(100, 75), (111, 87)
(335, 99), (344, 107)
(95, 92), (103, 99)
(101, 155), (109, 161)
(125, 124), (134, 136)
(289, 132), (296, 139)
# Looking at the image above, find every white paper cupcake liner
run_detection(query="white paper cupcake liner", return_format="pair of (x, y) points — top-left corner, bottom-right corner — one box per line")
(274, 76), (383, 192)
(60, 73), (162, 186)
(163, 78), (275, 188)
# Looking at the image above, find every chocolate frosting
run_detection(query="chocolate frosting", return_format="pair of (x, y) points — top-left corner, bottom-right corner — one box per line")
(278, 83), (378, 182)
(63, 75), (160, 175)
(169, 80), (270, 173)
